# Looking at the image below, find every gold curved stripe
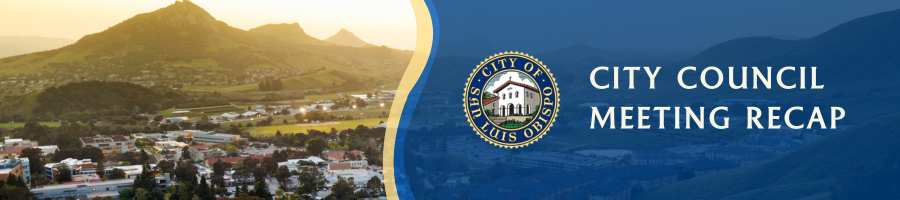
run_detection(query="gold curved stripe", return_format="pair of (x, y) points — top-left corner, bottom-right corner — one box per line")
(383, 1), (433, 199)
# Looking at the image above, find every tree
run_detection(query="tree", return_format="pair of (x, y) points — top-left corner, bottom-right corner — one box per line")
(274, 166), (291, 189)
(197, 176), (215, 200)
(5, 174), (25, 188)
(227, 146), (239, 157)
(176, 135), (185, 142)
(177, 181), (195, 200)
(296, 167), (327, 197)
(156, 160), (176, 174)
(307, 139), (326, 156)
(366, 176), (384, 197)
(119, 188), (136, 199)
(57, 165), (73, 182)
(0, 184), (37, 200)
(174, 162), (198, 187)
(133, 163), (157, 191)
(234, 166), (252, 184)
(238, 183), (250, 196)
(154, 115), (164, 122)
(229, 126), (242, 135)
(262, 157), (278, 174)
(181, 146), (192, 161)
(140, 149), (150, 164)
(109, 168), (127, 179)
(252, 167), (267, 183)
(252, 181), (272, 200)
(330, 176), (356, 199)
(212, 159), (232, 187)
(20, 148), (45, 185)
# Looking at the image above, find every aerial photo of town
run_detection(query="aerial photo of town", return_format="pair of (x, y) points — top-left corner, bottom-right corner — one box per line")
(0, 0), (415, 199)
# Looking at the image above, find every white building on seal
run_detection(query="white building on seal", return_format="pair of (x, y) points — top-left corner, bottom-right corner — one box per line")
(491, 77), (541, 117)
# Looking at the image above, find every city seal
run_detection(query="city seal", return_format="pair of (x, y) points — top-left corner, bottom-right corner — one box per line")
(464, 52), (560, 148)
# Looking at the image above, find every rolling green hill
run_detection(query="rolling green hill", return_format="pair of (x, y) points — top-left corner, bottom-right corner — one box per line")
(0, 0), (411, 88)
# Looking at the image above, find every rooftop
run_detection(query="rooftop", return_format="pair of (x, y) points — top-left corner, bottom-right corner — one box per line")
(0, 146), (31, 155)
(493, 80), (540, 93)
(80, 135), (129, 144)
(328, 163), (352, 171)
(32, 178), (134, 192)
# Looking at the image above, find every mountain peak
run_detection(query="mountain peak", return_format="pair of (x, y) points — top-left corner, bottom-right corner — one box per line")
(249, 23), (331, 45)
(325, 28), (374, 47)
(251, 23), (307, 34)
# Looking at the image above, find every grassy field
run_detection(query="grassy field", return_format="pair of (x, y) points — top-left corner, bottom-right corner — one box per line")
(306, 94), (341, 100)
(329, 107), (391, 118)
(245, 118), (386, 136)
(0, 122), (62, 129)
(181, 84), (259, 93)
(163, 106), (246, 118)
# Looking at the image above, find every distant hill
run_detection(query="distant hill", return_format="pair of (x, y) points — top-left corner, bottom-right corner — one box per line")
(638, 8), (900, 200)
(0, 0), (411, 88)
(325, 28), (375, 47)
(537, 44), (696, 63)
(248, 23), (332, 46)
(766, 34), (805, 40)
(673, 8), (900, 87)
(436, 37), (499, 57)
(0, 36), (75, 58)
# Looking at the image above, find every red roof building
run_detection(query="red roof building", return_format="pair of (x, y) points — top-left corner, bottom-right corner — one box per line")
(0, 146), (32, 157)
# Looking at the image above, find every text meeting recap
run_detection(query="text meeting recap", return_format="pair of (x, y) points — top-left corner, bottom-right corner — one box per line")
(588, 66), (845, 130)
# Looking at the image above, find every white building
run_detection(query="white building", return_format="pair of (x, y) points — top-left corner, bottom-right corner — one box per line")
(80, 135), (135, 156)
(32, 173), (171, 199)
(168, 130), (242, 144)
(489, 78), (541, 117)
(35, 145), (59, 156)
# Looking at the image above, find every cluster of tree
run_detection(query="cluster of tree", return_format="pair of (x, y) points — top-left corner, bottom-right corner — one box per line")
(33, 81), (164, 118)
(7, 121), (93, 150)
(211, 159), (233, 188)
(329, 98), (367, 110)
(118, 163), (166, 199)
(0, 174), (36, 200)
(258, 78), (285, 91)
(293, 110), (340, 123)
(325, 176), (384, 199)
(228, 157), (275, 200)
(253, 116), (277, 127)
(116, 149), (153, 165)
(20, 148), (47, 186)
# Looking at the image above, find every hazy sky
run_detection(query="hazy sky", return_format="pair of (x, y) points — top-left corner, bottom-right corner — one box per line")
(0, 0), (418, 50)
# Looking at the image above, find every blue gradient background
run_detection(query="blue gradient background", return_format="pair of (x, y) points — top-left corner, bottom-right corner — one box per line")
(395, 1), (900, 200)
